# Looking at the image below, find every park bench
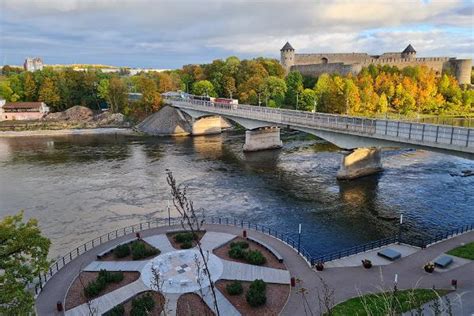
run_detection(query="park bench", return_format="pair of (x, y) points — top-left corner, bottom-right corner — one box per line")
(377, 248), (402, 261)
(434, 255), (453, 268)
(96, 237), (137, 259)
(246, 236), (284, 263)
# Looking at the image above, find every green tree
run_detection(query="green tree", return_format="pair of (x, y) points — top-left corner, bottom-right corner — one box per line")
(107, 77), (128, 113)
(263, 76), (287, 107)
(23, 72), (37, 101)
(285, 71), (304, 108)
(314, 74), (332, 113)
(97, 79), (110, 101)
(376, 92), (389, 114)
(0, 211), (50, 315)
(192, 80), (217, 97)
(222, 76), (236, 99)
(38, 77), (60, 109)
(300, 89), (316, 111)
(0, 80), (18, 101)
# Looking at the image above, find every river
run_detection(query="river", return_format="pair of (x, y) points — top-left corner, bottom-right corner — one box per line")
(0, 131), (473, 259)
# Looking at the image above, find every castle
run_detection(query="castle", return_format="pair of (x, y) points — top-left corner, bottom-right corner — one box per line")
(24, 57), (44, 72)
(280, 42), (472, 85)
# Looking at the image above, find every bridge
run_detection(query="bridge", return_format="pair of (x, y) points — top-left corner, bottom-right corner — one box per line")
(161, 95), (473, 179)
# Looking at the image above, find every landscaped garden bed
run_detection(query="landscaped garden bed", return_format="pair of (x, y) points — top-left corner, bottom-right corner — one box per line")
(176, 293), (214, 316)
(65, 271), (140, 310)
(447, 241), (474, 260)
(216, 279), (290, 315)
(103, 291), (165, 316)
(100, 239), (160, 261)
(213, 237), (286, 270)
(166, 230), (206, 250)
(330, 289), (451, 315)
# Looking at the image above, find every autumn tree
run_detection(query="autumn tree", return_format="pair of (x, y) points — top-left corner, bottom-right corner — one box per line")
(38, 77), (60, 109)
(107, 77), (128, 113)
(23, 72), (37, 101)
(0, 211), (51, 315)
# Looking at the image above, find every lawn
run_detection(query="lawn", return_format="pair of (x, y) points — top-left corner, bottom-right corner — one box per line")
(330, 289), (451, 316)
(446, 242), (474, 260)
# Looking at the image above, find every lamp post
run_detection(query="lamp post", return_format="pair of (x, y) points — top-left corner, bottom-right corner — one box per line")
(167, 199), (171, 226)
(394, 273), (398, 292)
(298, 223), (302, 254)
(398, 214), (403, 243)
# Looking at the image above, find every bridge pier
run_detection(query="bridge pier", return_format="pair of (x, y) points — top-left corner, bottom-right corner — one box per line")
(243, 127), (283, 152)
(191, 116), (222, 136)
(337, 147), (383, 180)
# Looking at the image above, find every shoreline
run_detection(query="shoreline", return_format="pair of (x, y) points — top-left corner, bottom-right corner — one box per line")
(0, 127), (136, 137)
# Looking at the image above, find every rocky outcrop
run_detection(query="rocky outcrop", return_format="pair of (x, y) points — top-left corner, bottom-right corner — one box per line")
(136, 106), (192, 136)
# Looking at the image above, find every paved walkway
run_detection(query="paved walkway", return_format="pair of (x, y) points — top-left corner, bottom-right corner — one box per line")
(197, 286), (241, 316)
(35, 224), (474, 316)
(143, 234), (175, 254)
(200, 231), (236, 251)
(84, 260), (148, 272)
(221, 259), (290, 284)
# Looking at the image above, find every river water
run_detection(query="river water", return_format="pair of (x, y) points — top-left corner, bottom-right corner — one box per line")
(0, 131), (473, 259)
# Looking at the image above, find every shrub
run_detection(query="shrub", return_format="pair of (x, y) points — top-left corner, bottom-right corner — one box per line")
(84, 270), (124, 299)
(173, 232), (195, 243)
(226, 281), (243, 296)
(180, 240), (193, 249)
(104, 304), (125, 316)
(245, 250), (266, 265)
(113, 244), (131, 258)
(246, 279), (267, 307)
(130, 293), (155, 316)
(131, 241), (159, 260)
(230, 241), (249, 249)
(228, 246), (246, 259)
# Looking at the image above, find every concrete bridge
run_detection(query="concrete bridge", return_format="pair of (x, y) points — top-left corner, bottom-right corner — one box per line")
(161, 95), (473, 179)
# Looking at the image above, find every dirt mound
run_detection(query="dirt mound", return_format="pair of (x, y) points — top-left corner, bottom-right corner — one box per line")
(94, 112), (125, 125)
(44, 106), (93, 122)
(136, 106), (191, 136)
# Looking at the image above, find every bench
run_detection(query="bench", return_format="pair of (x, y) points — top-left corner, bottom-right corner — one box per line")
(377, 248), (402, 261)
(434, 255), (453, 268)
(246, 236), (284, 263)
(96, 238), (137, 259)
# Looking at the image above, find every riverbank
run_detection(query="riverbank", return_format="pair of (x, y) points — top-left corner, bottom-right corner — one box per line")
(0, 127), (136, 137)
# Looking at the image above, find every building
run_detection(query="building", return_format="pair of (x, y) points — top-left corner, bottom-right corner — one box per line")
(280, 42), (472, 85)
(0, 102), (50, 121)
(24, 57), (44, 72)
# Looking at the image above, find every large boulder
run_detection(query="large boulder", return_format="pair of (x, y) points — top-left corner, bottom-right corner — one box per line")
(136, 106), (192, 136)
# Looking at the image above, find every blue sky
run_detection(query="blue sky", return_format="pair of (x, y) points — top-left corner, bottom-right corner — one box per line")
(0, 0), (472, 68)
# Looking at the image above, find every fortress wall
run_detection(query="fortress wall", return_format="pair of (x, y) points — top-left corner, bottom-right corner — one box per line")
(378, 53), (402, 59)
(290, 63), (357, 77)
(294, 53), (370, 65)
(358, 57), (450, 74)
(449, 59), (472, 85)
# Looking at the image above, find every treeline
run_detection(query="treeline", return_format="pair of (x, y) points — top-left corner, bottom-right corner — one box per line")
(0, 59), (472, 121)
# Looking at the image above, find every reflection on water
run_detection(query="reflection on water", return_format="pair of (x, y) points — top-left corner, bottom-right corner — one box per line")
(0, 131), (473, 259)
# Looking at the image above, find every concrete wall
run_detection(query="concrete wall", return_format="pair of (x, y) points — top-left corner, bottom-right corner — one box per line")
(191, 116), (222, 135)
(243, 127), (282, 152)
(337, 147), (383, 180)
(2, 112), (45, 121)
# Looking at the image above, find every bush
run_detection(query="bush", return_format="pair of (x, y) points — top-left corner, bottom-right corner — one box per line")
(131, 241), (159, 260)
(228, 246), (246, 259)
(104, 304), (125, 316)
(84, 270), (124, 299)
(230, 241), (249, 249)
(246, 279), (267, 307)
(173, 232), (195, 243)
(113, 244), (131, 258)
(180, 240), (193, 249)
(226, 281), (243, 296)
(245, 250), (266, 265)
(130, 293), (155, 316)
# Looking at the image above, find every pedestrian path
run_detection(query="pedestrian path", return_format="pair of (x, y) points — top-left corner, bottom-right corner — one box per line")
(65, 279), (149, 316)
(200, 231), (236, 251)
(143, 234), (175, 253)
(163, 293), (180, 316)
(197, 286), (241, 316)
(221, 259), (290, 284)
(84, 260), (148, 272)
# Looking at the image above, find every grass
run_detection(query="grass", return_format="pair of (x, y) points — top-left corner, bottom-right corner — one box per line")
(330, 289), (451, 316)
(447, 242), (474, 260)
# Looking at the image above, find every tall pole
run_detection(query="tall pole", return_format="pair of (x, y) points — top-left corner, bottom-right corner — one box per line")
(298, 223), (302, 254)
(296, 91), (299, 110)
(398, 214), (403, 243)
(167, 199), (171, 226)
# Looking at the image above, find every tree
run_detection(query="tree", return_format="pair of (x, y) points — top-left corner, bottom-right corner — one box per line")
(222, 76), (236, 99)
(376, 92), (389, 114)
(314, 74), (332, 113)
(285, 71), (304, 108)
(136, 76), (162, 114)
(0, 80), (17, 102)
(107, 77), (128, 113)
(0, 211), (50, 315)
(192, 80), (217, 97)
(263, 76), (287, 107)
(300, 89), (316, 111)
(38, 77), (60, 109)
(23, 72), (37, 101)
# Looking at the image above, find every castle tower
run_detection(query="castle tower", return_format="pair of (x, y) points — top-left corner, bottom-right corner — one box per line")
(280, 42), (295, 73)
(401, 44), (416, 59)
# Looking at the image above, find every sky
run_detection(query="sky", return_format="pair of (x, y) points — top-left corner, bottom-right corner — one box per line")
(0, 0), (473, 68)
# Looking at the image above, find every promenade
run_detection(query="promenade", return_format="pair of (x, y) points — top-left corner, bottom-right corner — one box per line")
(36, 224), (474, 316)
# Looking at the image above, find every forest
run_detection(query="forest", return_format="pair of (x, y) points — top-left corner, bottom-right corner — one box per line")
(0, 57), (472, 122)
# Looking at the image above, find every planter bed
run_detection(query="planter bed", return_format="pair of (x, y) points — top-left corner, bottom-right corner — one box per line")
(177, 293), (214, 316)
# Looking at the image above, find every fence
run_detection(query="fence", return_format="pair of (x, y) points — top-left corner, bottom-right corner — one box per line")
(34, 215), (474, 297)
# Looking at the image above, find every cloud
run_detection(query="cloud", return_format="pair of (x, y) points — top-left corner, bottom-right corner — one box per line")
(0, 0), (472, 67)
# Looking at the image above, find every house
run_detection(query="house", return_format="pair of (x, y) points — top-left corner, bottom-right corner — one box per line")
(0, 102), (50, 121)
(24, 57), (44, 72)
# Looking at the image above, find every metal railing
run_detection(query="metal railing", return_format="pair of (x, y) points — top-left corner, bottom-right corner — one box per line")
(402, 223), (474, 248)
(164, 96), (474, 151)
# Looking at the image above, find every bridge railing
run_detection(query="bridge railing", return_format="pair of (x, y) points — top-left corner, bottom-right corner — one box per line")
(164, 96), (473, 150)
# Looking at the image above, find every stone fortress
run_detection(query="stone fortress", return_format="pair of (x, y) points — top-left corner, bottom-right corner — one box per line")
(280, 42), (472, 85)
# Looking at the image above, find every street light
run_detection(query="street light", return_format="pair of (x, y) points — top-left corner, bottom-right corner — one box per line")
(398, 214), (403, 243)
(298, 223), (302, 254)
